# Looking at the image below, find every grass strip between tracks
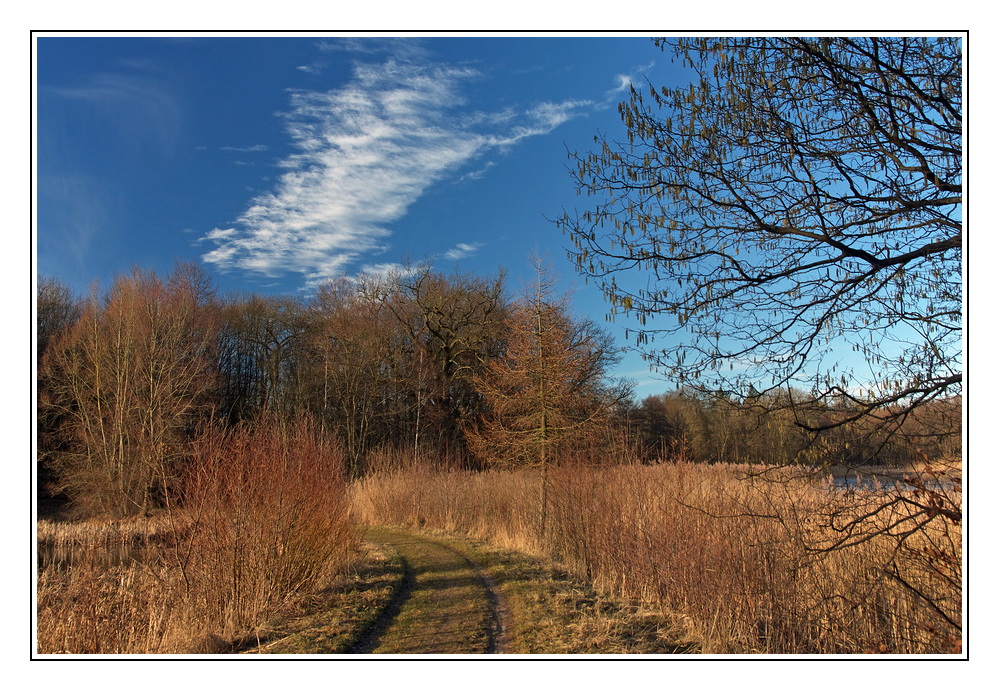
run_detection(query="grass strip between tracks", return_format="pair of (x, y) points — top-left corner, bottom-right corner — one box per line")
(243, 526), (694, 655)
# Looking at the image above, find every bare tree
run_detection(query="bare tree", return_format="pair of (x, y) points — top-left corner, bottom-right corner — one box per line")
(303, 277), (398, 477)
(557, 37), (963, 646)
(387, 267), (509, 457)
(36, 276), (81, 361)
(39, 267), (219, 516)
(36, 276), (83, 501)
(557, 37), (962, 447)
(217, 295), (305, 423)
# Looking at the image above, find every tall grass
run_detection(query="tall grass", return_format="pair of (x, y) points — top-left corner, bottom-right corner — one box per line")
(36, 517), (193, 654)
(36, 417), (357, 654)
(351, 460), (961, 654)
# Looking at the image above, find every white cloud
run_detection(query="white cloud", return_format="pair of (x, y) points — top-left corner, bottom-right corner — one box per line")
(604, 60), (656, 101)
(352, 261), (425, 286)
(609, 74), (633, 93)
(486, 99), (593, 148)
(529, 100), (591, 129)
(456, 161), (496, 183)
(201, 50), (591, 288)
(443, 242), (483, 261)
(220, 144), (268, 153)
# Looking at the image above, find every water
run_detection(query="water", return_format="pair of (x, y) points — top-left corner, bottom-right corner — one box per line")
(829, 474), (959, 493)
(37, 537), (147, 571)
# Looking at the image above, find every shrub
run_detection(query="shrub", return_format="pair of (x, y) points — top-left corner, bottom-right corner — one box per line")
(36, 415), (358, 654)
(181, 415), (357, 642)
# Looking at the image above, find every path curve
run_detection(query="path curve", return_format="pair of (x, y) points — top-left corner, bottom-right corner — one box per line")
(349, 527), (512, 654)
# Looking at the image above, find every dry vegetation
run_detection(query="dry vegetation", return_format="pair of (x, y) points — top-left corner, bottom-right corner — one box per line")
(35, 261), (962, 656)
(36, 418), (357, 655)
(352, 460), (962, 655)
(239, 539), (403, 654)
(36, 36), (964, 658)
(37, 450), (961, 655)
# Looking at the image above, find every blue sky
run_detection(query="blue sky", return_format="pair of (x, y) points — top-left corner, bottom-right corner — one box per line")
(35, 34), (680, 397)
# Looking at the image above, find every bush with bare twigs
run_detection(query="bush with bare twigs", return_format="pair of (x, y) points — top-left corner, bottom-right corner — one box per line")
(181, 416), (357, 643)
(36, 416), (357, 654)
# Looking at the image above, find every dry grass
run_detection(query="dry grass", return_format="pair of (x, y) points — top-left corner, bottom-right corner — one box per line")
(241, 527), (691, 655)
(36, 417), (358, 655)
(420, 530), (693, 654)
(239, 539), (403, 654)
(351, 461), (962, 654)
(37, 513), (189, 571)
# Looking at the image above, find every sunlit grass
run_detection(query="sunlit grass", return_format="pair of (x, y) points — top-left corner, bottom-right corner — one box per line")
(352, 460), (961, 654)
(36, 418), (357, 655)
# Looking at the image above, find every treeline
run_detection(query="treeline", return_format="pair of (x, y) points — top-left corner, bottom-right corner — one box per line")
(36, 261), (623, 517)
(619, 387), (962, 468)
(36, 262), (960, 518)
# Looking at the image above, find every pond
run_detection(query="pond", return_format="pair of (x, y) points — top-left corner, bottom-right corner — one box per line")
(828, 473), (960, 493)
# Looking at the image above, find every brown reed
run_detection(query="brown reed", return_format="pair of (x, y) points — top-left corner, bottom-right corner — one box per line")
(351, 460), (961, 654)
(36, 416), (358, 655)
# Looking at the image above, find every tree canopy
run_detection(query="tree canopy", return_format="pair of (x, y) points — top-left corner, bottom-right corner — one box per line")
(557, 37), (962, 443)
(466, 257), (621, 470)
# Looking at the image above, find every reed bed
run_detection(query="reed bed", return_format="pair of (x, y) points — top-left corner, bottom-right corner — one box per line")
(36, 418), (358, 655)
(36, 515), (193, 654)
(351, 461), (962, 654)
(37, 513), (191, 571)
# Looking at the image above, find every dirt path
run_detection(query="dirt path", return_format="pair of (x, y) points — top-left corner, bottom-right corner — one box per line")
(349, 527), (512, 654)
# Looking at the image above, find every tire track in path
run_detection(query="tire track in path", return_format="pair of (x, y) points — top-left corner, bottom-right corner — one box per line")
(349, 527), (511, 654)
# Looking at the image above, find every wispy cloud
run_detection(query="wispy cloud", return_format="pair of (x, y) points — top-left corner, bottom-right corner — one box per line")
(220, 144), (268, 153)
(456, 161), (496, 183)
(353, 260), (425, 285)
(604, 60), (656, 101)
(608, 74), (633, 94)
(47, 70), (183, 157)
(317, 38), (429, 62)
(200, 48), (590, 288)
(484, 99), (593, 148)
(443, 242), (483, 261)
(37, 173), (116, 286)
